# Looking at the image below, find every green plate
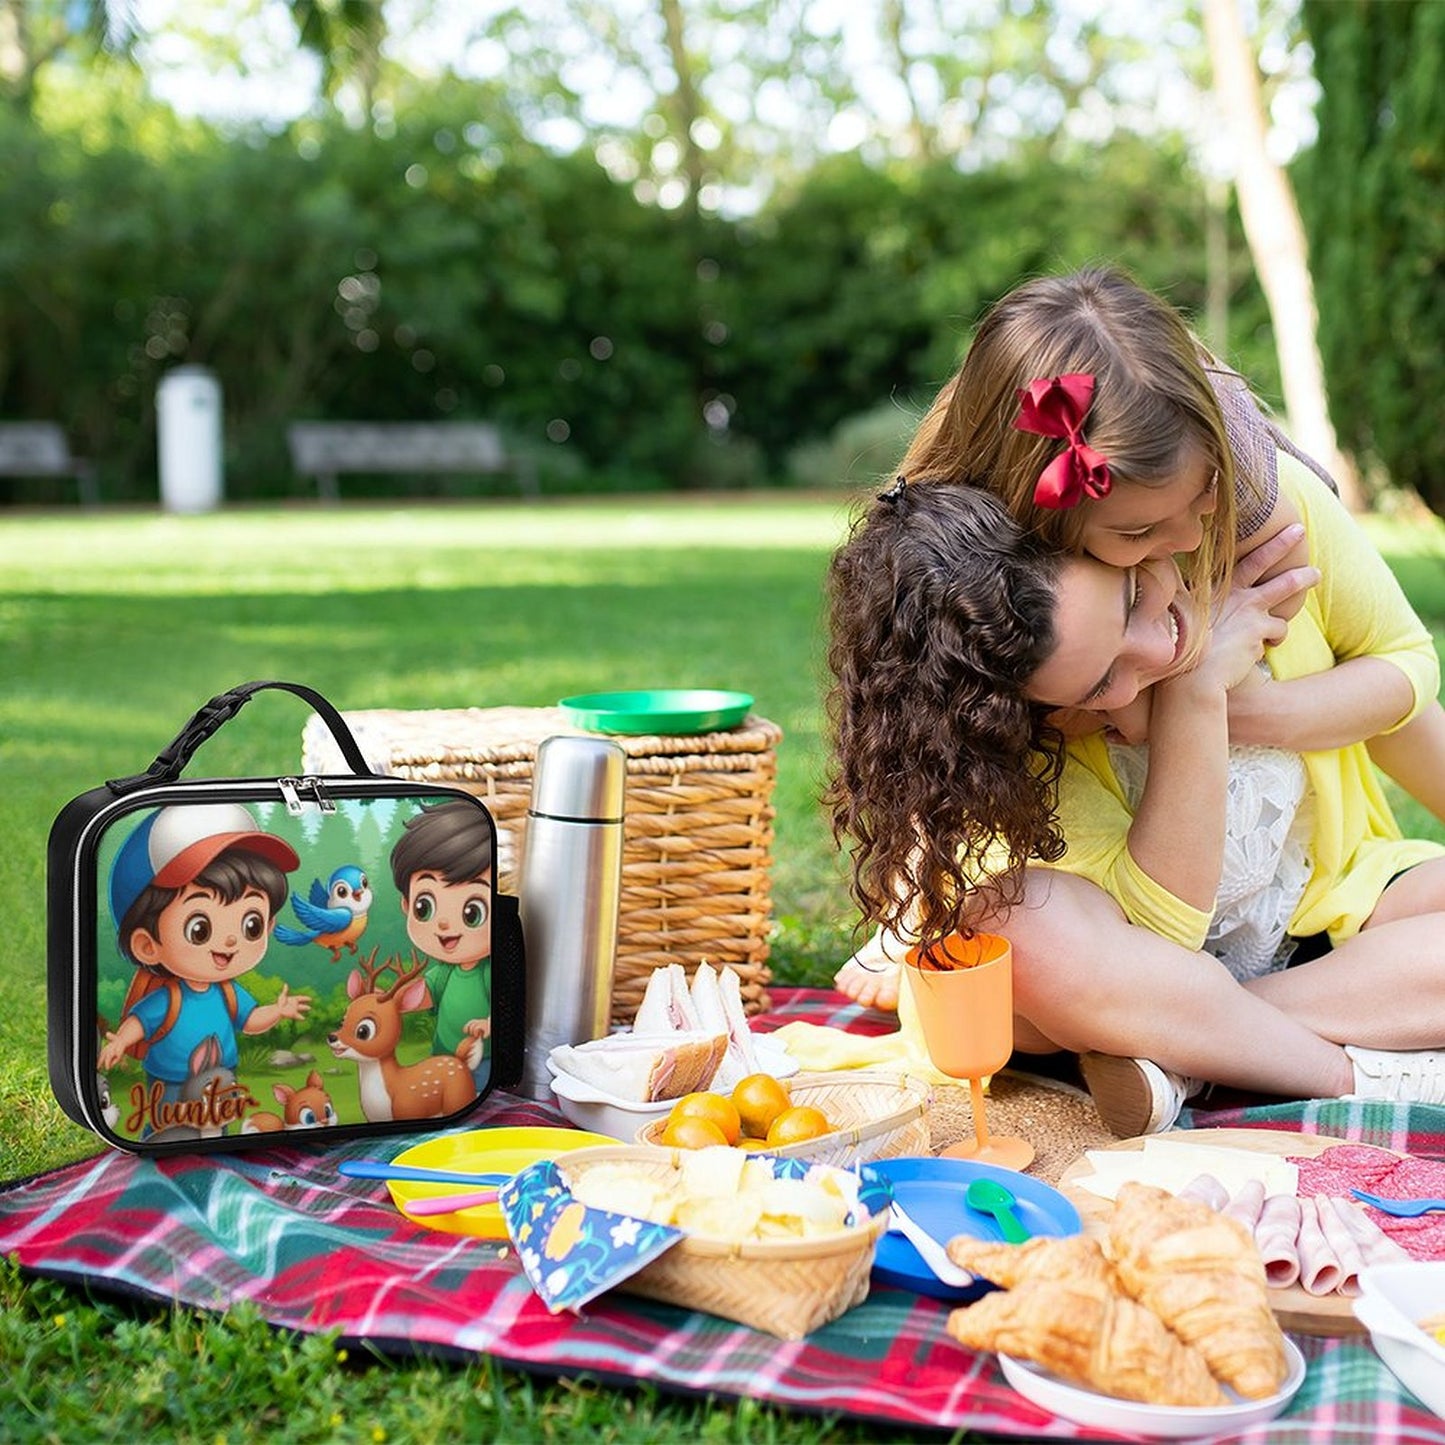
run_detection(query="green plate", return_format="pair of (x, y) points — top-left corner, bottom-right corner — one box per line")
(558, 688), (754, 735)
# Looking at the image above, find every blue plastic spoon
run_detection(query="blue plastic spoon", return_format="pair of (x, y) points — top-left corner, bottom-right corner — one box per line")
(340, 1160), (509, 1188)
(1351, 1188), (1445, 1217)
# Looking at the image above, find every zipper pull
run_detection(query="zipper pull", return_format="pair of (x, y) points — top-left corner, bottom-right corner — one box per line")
(278, 777), (304, 815)
(303, 775), (337, 814)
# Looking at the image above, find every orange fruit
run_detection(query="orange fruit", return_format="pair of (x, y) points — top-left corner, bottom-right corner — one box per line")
(765, 1104), (831, 1146)
(659, 1115), (729, 1150)
(731, 1073), (791, 1139)
(667, 1091), (742, 1146)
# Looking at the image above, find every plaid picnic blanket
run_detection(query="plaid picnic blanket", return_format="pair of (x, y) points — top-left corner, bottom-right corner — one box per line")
(6, 987), (1445, 1442)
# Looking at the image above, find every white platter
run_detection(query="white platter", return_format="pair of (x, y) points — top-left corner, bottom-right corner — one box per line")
(998, 1337), (1306, 1439)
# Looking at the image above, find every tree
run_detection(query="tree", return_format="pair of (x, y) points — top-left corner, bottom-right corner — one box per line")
(1298, 0), (1445, 512)
(0, 0), (138, 113)
(870, 0), (1116, 165)
(1201, 0), (1359, 507)
(288, 0), (386, 117)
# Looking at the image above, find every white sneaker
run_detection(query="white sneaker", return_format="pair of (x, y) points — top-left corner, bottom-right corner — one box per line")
(1345, 1045), (1445, 1104)
(1079, 1053), (1203, 1138)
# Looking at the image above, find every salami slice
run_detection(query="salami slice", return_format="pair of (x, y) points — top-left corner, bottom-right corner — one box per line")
(1291, 1145), (1445, 1261)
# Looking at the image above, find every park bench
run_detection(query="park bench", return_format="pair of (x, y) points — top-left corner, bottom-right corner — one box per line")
(286, 421), (538, 502)
(0, 423), (98, 505)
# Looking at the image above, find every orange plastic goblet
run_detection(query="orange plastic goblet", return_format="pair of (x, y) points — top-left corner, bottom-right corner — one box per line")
(903, 932), (1034, 1171)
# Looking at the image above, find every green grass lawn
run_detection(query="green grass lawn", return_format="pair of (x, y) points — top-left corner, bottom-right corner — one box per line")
(4, 496), (1445, 1444)
(0, 495), (916, 1445)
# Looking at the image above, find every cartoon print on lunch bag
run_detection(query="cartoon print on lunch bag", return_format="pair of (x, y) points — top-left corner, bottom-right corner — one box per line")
(94, 793), (496, 1143)
(98, 803), (308, 1138)
(389, 800), (495, 1094)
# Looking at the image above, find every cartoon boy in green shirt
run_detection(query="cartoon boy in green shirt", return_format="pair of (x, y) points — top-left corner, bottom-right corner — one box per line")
(390, 800), (492, 1091)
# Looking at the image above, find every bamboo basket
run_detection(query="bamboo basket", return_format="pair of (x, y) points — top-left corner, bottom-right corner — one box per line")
(637, 1071), (933, 1166)
(301, 704), (781, 1023)
(558, 1144), (888, 1339)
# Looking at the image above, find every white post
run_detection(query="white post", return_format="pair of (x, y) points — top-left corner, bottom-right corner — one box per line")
(156, 365), (224, 513)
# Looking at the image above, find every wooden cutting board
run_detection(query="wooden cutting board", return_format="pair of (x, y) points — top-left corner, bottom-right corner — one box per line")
(1057, 1127), (1373, 1338)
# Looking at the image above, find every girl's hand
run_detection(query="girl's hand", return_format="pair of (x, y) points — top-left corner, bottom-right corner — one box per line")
(1236, 490), (1310, 622)
(1178, 524), (1318, 695)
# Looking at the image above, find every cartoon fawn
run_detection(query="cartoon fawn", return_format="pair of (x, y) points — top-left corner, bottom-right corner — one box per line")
(328, 950), (478, 1122)
(242, 1069), (338, 1133)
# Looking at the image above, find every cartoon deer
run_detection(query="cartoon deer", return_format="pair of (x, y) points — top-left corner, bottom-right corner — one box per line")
(242, 1069), (338, 1133)
(328, 950), (478, 1122)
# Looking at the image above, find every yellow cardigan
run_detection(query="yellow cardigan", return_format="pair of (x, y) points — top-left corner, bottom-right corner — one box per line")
(1042, 459), (1445, 949)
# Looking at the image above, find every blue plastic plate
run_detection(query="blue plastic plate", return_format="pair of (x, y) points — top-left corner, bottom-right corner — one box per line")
(558, 689), (753, 735)
(865, 1156), (1082, 1303)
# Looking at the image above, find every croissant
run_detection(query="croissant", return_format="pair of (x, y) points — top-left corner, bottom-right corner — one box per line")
(945, 1232), (1112, 1288)
(1108, 1181), (1288, 1399)
(946, 1275), (1226, 1408)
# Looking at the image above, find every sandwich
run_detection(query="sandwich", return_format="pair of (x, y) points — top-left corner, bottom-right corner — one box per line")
(634, 962), (703, 1035)
(687, 963), (760, 1091)
(635, 962), (760, 1092)
(549, 1031), (728, 1103)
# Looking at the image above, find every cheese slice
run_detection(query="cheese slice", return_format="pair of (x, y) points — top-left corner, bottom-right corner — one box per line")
(1076, 1135), (1299, 1202)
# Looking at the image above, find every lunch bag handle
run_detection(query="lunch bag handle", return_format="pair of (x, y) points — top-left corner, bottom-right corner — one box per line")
(106, 679), (376, 793)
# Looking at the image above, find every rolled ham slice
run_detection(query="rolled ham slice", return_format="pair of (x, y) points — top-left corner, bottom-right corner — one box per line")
(1221, 1177), (1267, 1234)
(1335, 1195), (1411, 1269)
(1177, 1172), (1231, 1212)
(1311, 1194), (1366, 1295)
(1255, 1193), (1303, 1290)
(1296, 1194), (1345, 1296)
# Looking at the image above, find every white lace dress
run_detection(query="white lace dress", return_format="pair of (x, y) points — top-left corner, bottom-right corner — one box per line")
(1106, 741), (1315, 982)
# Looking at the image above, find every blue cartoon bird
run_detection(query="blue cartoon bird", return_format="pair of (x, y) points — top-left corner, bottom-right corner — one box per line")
(274, 865), (373, 962)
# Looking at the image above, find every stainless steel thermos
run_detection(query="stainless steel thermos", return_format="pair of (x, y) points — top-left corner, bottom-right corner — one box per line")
(517, 734), (627, 1099)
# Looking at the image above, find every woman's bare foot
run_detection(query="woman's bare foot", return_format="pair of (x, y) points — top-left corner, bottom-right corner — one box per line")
(833, 930), (903, 1011)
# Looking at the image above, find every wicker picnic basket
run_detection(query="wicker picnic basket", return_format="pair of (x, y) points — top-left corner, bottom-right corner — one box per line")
(557, 1144), (889, 1339)
(301, 704), (781, 1023)
(636, 1071), (933, 1166)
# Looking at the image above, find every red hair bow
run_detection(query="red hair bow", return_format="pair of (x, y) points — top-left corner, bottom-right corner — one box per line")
(1013, 372), (1112, 509)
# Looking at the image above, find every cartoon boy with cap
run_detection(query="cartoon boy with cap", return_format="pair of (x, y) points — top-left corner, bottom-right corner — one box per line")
(98, 804), (311, 1125)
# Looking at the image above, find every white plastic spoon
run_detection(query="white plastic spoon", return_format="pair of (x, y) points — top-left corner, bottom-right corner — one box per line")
(887, 1202), (975, 1289)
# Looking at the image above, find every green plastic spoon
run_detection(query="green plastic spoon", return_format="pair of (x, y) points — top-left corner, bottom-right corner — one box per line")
(965, 1177), (1032, 1244)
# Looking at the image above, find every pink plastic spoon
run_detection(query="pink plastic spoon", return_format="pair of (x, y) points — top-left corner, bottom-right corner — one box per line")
(403, 1187), (501, 1217)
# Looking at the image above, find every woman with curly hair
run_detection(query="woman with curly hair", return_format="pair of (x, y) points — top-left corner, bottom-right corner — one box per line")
(808, 474), (1445, 1134)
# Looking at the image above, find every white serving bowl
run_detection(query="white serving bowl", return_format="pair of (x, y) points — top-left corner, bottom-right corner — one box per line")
(548, 1069), (675, 1143)
(1355, 1262), (1445, 1418)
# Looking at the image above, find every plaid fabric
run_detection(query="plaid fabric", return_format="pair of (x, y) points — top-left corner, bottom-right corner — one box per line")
(6, 987), (1444, 1441)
